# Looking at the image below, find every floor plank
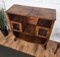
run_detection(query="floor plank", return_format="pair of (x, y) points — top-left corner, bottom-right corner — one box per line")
(0, 32), (60, 57)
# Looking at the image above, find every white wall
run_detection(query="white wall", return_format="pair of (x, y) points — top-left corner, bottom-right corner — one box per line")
(4, 0), (60, 42)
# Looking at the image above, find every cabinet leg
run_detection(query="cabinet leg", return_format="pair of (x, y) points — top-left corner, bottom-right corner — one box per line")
(14, 37), (17, 41)
(43, 41), (48, 50)
(54, 43), (60, 54)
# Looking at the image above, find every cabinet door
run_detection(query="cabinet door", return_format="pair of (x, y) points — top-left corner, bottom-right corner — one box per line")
(36, 26), (49, 38)
(10, 21), (22, 32)
(24, 23), (36, 35)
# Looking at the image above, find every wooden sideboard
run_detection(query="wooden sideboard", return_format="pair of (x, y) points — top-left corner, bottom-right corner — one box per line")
(6, 4), (56, 47)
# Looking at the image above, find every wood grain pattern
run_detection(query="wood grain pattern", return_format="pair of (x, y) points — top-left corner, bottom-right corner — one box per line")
(6, 4), (56, 20)
(0, 32), (60, 57)
(6, 5), (56, 46)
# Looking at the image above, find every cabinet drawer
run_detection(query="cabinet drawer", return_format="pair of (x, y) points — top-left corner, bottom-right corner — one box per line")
(37, 19), (52, 28)
(27, 17), (38, 25)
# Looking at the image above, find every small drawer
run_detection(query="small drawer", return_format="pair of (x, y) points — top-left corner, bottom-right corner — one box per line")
(37, 19), (52, 28)
(27, 17), (38, 25)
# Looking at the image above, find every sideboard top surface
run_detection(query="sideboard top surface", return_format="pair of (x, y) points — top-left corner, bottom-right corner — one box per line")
(6, 4), (56, 20)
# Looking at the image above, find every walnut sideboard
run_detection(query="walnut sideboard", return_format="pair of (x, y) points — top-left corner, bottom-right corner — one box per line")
(6, 4), (56, 48)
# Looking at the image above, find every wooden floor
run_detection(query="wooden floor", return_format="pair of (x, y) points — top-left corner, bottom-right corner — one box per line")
(0, 31), (60, 57)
